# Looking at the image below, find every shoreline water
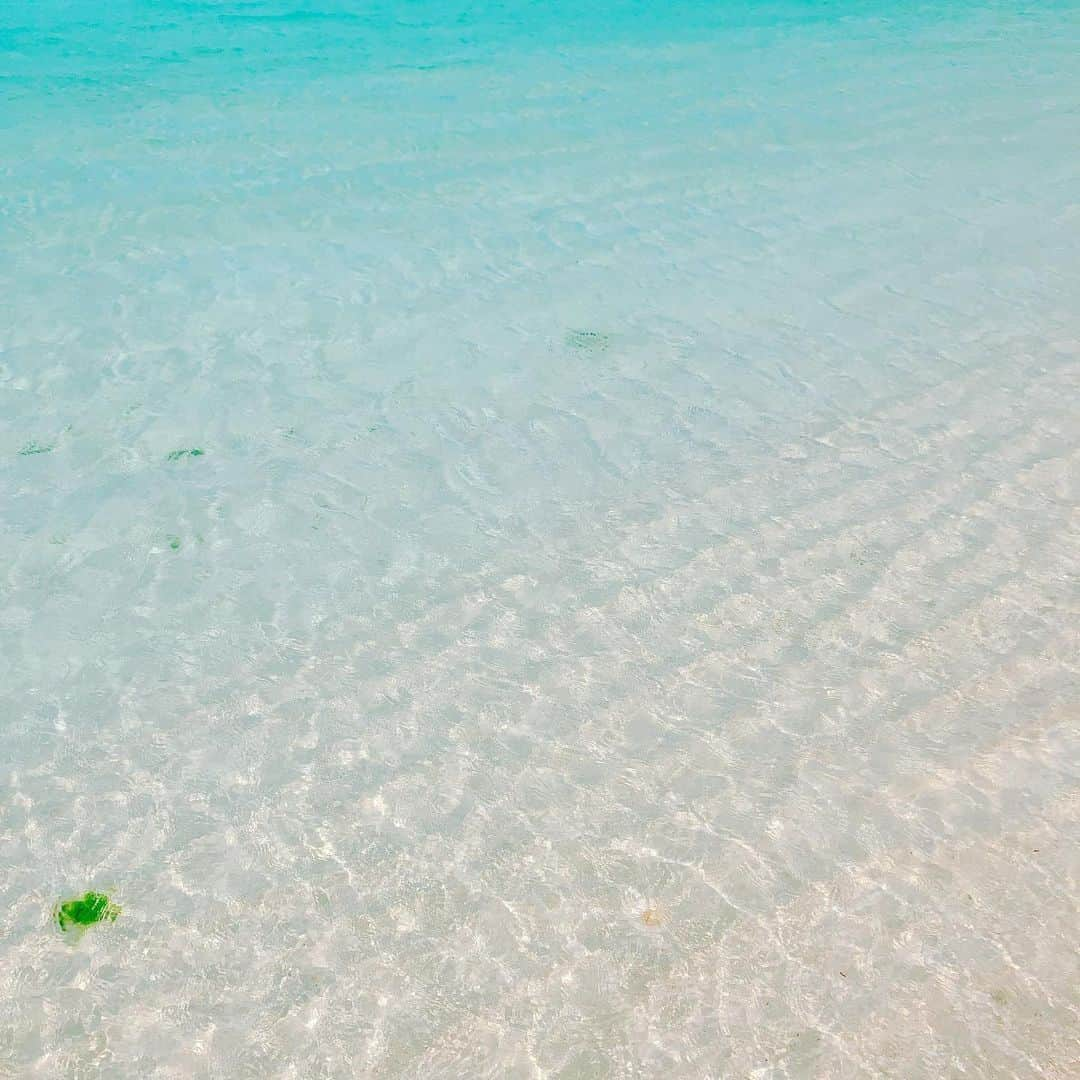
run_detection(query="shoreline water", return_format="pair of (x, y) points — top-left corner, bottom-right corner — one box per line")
(2, 2), (1079, 1075)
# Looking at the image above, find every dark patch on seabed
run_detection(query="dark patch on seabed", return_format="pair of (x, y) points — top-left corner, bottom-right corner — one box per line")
(18, 440), (54, 456)
(565, 329), (612, 352)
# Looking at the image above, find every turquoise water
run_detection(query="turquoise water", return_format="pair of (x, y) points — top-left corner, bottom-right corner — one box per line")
(2, 2), (1079, 1075)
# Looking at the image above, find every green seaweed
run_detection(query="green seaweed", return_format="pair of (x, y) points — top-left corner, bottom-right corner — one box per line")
(18, 440), (54, 456)
(166, 448), (205, 461)
(565, 329), (611, 352)
(54, 891), (120, 933)
(167, 535), (181, 551)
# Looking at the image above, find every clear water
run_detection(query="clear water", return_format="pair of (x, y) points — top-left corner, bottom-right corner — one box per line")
(2, 2), (1079, 1075)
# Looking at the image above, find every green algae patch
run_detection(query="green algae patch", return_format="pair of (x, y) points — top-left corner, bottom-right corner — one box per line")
(167, 534), (181, 551)
(18, 440), (54, 456)
(166, 448), (205, 461)
(54, 891), (120, 934)
(565, 329), (611, 352)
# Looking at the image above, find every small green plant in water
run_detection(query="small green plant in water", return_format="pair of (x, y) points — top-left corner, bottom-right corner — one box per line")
(18, 440), (54, 456)
(167, 535), (181, 551)
(55, 891), (120, 933)
(166, 448), (205, 461)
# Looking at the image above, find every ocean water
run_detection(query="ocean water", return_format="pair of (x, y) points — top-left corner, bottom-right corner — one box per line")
(2, 1), (1079, 1075)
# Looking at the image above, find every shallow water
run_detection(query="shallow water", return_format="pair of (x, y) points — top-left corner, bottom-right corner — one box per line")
(2, 2), (1079, 1076)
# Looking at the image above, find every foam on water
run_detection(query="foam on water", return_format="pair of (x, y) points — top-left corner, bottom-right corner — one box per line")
(2, 2), (1079, 1075)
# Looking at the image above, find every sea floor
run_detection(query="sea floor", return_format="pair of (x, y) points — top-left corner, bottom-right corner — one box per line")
(1, 2), (1079, 1076)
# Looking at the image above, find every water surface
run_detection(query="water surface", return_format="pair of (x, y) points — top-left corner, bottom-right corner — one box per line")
(2, 2), (1079, 1075)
